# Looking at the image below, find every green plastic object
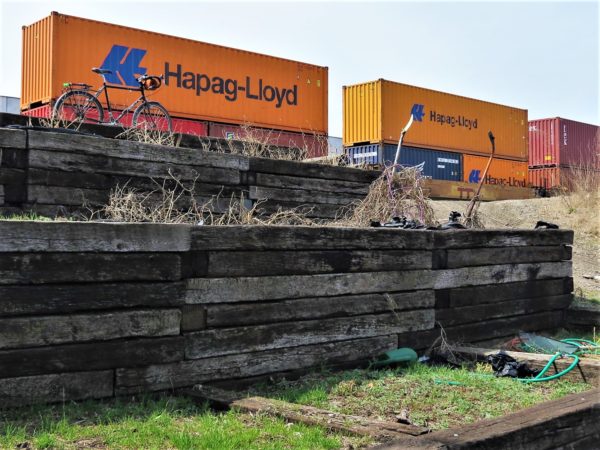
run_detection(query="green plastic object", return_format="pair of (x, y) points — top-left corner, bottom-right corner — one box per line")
(371, 348), (418, 369)
(518, 332), (579, 355)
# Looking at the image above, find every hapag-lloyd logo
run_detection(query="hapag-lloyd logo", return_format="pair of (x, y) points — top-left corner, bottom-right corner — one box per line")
(100, 45), (147, 87)
(100, 45), (299, 108)
(410, 103), (478, 130)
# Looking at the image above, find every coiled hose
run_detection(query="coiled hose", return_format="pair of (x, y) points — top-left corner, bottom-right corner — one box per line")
(517, 352), (579, 383)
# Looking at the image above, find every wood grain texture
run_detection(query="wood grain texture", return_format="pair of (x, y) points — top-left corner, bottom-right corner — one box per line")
(115, 335), (397, 394)
(0, 222), (192, 252)
(566, 305), (600, 329)
(436, 278), (573, 308)
(436, 294), (572, 327)
(185, 309), (434, 359)
(249, 157), (380, 183)
(206, 249), (432, 277)
(28, 150), (241, 185)
(443, 310), (564, 344)
(249, 186), (362, 206)
(433, 229), (574, 248)
(206, 290), (435, 327)
(0, 252), (182, 284)
(190, 226), (434, 251)
(0, 128), (27, 149)
(0, 336), (184, 378)
(0, 370), (114, 408)
(434, 261), (572, 289)
(0, 282), (185, 317)
(186, 270), (434, 303)
(27, 130), (248, 170)
(0, 309), (181, 350)
(254, 172), (370, 195)
(27, 184), (109, 206)
(444, 245), (572, 268)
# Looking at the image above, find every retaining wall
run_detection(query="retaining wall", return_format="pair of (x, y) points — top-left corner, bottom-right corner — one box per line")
(0, 124), (377, 220)
(0, 222), (573, 406)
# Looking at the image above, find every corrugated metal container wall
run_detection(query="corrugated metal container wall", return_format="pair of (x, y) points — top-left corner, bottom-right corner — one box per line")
(529, 118), (600, 168)
(21, 12), (328, 134)
(528, 166), (600, 190)
(21, 15), (53, 106)
(21, 104), (209, 136)
(343, 79), (528, 160)
(208, 122), (327, 158)
(463, 154), (528, 188)
(345, 144), (462, 181)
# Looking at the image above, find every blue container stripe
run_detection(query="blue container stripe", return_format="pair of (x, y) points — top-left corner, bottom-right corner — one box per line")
(344, 144), (463, 181)
(344, 144), (382, 165)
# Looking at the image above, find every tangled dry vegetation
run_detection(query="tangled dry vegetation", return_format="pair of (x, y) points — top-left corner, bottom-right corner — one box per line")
(336, 165), (435, 227)
(93, 164), (435, 229)
(199, 124), (309, 161)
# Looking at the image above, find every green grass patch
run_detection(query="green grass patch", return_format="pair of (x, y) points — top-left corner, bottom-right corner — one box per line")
(0, 212), (55, 221)
(252, 363), (591, 431)
(0, 395), (353, 450)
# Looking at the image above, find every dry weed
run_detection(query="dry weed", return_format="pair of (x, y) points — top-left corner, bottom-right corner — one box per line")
(204, 123), (308, 161)
(335, 165), (435, 227)
(117, 126), (180, 147)
(557, 163), (600, 237)
(38, 114), (82, 131)
(92, 171), (319, 226)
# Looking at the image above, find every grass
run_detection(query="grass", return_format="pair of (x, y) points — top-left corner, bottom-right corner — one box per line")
(573, 289), (600, 306)
(251, 363), (591, 431)
(0, 212), (55, 221)
(0, 365), (592, 448)
(0, 395), (352, 450)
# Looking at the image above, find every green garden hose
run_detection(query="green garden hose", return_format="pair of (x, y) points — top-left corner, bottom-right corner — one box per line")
(560, 338), (600, 355)
(517, 352), (579, 383)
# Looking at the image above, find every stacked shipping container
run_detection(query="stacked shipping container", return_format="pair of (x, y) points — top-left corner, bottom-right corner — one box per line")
(528, 118), (599, 190)
(343, 79), (529, 187)
(20, 12), (329, 157)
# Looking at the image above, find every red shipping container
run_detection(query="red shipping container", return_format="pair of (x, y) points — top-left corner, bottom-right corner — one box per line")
(208, 122), (327, 158)
(22, 105), (208, 136)
(528, 166), (599, 190)
(529, 118), (600, 168)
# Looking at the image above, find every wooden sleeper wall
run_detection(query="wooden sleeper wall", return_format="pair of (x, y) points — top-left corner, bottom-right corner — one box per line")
(0, 223), (574, 406)
(0, 128), (378, 220)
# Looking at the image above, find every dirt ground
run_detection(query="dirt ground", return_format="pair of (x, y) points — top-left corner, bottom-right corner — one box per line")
(430, 195), (600, 297)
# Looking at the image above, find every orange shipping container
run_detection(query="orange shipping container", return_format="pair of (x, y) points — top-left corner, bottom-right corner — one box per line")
(343, 79), (528, 160)
(462, 154), (528, 188)
(21, 12), (328, 134)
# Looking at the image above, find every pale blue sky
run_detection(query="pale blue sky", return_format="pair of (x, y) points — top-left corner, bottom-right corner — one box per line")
(1, 0), (598, 136)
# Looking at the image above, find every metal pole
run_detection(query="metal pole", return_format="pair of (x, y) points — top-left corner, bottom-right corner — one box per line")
(391, 114), (415, 176)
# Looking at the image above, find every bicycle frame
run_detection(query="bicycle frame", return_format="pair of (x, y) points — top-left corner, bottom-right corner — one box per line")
(65, 76), (149, 126)
(92, 81), (147, 125)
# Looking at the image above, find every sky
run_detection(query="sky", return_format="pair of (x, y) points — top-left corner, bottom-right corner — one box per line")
(0, 0), (598, 137)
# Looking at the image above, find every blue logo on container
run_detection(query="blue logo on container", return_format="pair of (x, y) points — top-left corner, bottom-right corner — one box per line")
(410, 103), (425, 122)
(100, 45), (147, 87)
(468, 169), (481, 183)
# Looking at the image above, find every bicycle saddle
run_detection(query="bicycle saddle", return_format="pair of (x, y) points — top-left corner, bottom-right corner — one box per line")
(92, 67), (112, 74)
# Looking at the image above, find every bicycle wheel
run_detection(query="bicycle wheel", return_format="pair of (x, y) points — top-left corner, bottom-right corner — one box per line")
(53, 90), (104, 126)
(132, 101), (172, 132)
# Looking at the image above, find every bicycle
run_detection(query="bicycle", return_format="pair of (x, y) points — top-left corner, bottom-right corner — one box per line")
(52, 68), (172, 132)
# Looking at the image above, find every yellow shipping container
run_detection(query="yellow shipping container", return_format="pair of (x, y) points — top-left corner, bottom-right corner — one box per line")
(343, 79), (528, 161)
(462, 154), (528, 188)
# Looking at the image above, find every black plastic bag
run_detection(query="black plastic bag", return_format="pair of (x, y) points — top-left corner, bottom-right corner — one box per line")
(486, 352), (540, 378)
